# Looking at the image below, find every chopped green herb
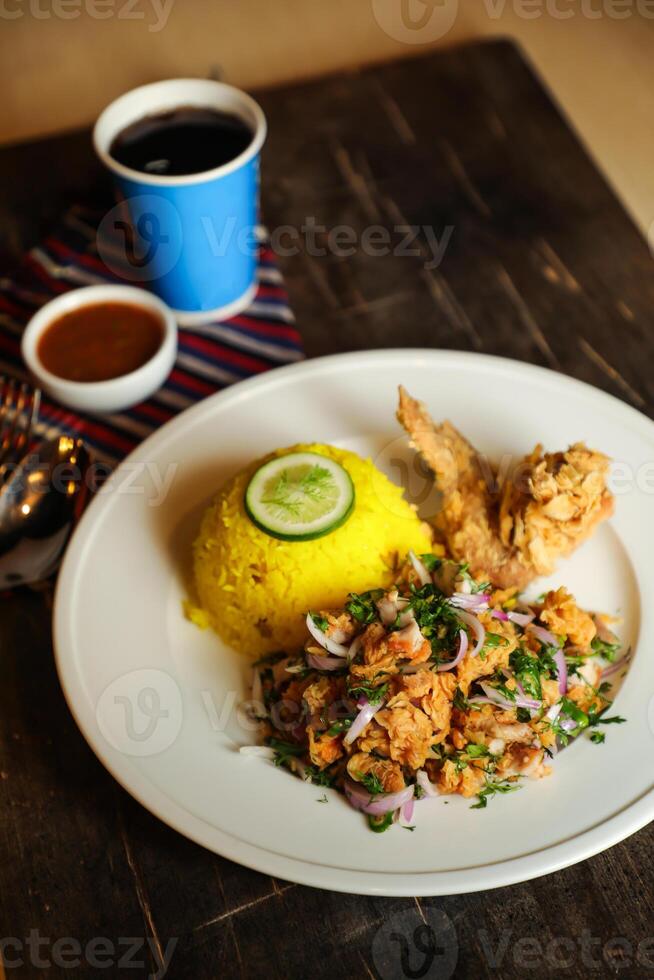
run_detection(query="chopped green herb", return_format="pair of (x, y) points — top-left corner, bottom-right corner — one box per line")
(483, 633), (508, 650)
(322, 718), (353, 737)
(590, 731), (606, 744)
(347, 677), (389, 705)
(268, 738), (305, 769)
(510, 649), (543, 699)
(309, 613), (328, 633)
(453, 687), (469, 712)
(419, 553), (441, 572)
(354, 771), (385, 796)
(316, 793), (328, 803)
(471, 777), (521, 809)
(591, 636), (621, 663)
(345, 589), (384, 624)
(303, 765), (337, 787)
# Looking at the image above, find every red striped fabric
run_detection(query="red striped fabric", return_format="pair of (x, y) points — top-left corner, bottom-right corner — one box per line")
(0, 205), (304, 464)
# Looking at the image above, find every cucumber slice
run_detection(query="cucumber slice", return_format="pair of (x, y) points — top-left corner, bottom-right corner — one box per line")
(244, 451), (355, 541)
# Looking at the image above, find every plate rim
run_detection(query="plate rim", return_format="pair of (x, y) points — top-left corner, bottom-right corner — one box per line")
(54, 348), (654, 896)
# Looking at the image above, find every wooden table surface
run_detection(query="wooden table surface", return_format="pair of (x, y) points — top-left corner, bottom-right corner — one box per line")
(2, 39), (654, 980)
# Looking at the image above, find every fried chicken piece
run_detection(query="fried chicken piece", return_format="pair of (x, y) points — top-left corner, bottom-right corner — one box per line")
(376, 695), (435, 770)
(346, 752), (405, 793)
(308, 729), (343, 769)
(539, 587), (596, 649)
(397, 386), (613, 589)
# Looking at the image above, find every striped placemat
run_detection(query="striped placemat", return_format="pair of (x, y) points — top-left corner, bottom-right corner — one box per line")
(0, 204), (304, 466)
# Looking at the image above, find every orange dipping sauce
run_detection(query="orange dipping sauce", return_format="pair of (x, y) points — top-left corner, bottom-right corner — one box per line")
(37, 301), (164, 383)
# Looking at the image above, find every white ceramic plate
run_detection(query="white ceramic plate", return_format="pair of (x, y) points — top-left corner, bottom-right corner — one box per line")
(54, 350), (654, 896)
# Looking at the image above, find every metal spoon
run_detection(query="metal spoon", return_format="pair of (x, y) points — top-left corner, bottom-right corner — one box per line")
(0, 436), (92, 588)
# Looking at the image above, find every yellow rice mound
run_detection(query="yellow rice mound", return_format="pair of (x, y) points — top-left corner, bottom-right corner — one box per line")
(189, 443), (432, 656)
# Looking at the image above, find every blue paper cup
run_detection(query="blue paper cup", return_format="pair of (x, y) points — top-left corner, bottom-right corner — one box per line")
(93, 79), (267, 324)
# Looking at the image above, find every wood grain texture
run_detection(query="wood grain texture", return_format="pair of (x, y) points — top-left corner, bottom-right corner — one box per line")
(1, 39), (654, 980)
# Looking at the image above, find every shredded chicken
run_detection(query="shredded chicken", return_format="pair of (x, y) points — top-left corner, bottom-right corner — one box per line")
(397, 386), (613, 588)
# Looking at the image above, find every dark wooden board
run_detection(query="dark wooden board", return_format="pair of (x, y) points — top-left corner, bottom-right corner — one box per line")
(1, 39), (653, 980)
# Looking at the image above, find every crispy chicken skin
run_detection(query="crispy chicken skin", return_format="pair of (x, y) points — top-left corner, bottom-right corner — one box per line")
(397, 386), (614, 589)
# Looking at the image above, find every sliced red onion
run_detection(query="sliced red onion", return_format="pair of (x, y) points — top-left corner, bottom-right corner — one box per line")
(508, 611), (535, 627)
(437, 629), (468, 672)
(450, 592), (490, 613)
(408, 550), (431, 587)
(344, 778), (414, 817)
(377, 592), (399, 626)
(455, 609), (486, 657)
(239, 745), (275, 760)
(416, 769), (439, 798)
(400, 663), (431, 675)
(347, 633), (364, 664)
(343, 697), (383, 746)
(528, 624), (559, 647)
(553, 647), (568, 694)
(306, 613), (349, 657)
(480, 681), (541, 712)
(491, 609), (509, 622)
(593, 615), (619, 646)
(545, 703), (562, 723)
(305, 651), (346, 672)
(468, 695), (499, 708)
(399, 797), (415, 826)
(601, 648), (632, 679)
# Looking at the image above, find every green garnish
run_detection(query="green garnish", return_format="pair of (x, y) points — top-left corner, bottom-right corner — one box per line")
(245, 451), (355, 541)
(309, 613), (329, 633)
(322, 718), (353, 737)
(316, 793), (329, 803)
(368, 813), (394, 833)
(269, 738), (305, 769)
(483, 633), (508, 650)
(591, 636), (621, 662)
(471, 777), (521, 809)
(509, 649), (543, 699)
(345, 589), (384, 624)
(452, 687), (469, 712)
(347, 676), (389, 704)
(354, 771), (385, 796)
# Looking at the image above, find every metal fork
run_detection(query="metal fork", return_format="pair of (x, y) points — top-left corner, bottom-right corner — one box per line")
(0, 376), (41, 484)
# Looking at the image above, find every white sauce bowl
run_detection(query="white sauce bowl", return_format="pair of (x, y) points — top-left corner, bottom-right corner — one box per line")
(21, 284), (177, 414)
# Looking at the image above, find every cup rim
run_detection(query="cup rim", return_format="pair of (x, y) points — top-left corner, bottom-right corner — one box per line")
(21, 284), (177, 394)
(93, 78), (267, 188)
